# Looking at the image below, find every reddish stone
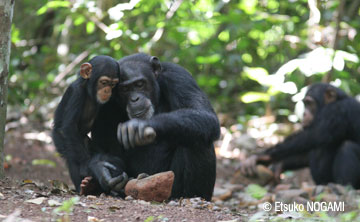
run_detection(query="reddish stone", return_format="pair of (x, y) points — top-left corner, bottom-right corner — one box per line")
(125, 171), (175, 202)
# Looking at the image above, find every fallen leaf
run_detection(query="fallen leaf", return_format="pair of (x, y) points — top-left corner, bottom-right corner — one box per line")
(22, 179), (33, 184)
(89, 205), (98, 209)
(49, 180), (71, 193)
(48, 199), (62, 207)
(25, 197), (47, 205)
(88, 216), (104, 222)
(109, 206), (120, 212)
(21, 179), (38, 187)
(86, 195), (97, 200)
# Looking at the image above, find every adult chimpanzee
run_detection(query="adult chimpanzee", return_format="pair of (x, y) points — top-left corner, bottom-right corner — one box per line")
(52, 55), (128, 194)
(241, 83), (360, 188)
(91, 53), (220, 200)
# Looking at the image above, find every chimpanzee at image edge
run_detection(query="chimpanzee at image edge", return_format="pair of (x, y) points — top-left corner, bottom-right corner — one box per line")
(241, 83), (360, 189)
(90, 53), (220, 200)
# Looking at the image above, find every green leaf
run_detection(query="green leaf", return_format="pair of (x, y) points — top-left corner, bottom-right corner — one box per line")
(144, 216), (155, 222)
(243, 67), (269, 83)
(86, 22), (95, 34)
(196, 54), (221, 64)
(53, 197), (79, 214)
(74, 16), (86, 26)
(37, 1), (70, 15)
(340, 211), (358, 221)
(32, 159), (56, 167)
(218, 30), (230, 42)
(245, 184), (267, 200)
(238, 0), (258, 15)
(240, 92), (270, 103)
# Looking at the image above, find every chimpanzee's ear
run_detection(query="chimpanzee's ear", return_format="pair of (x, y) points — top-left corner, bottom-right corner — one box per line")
(80, 63), (92, 79)
(324, 86), (337, 104)
(150, 56), (162, 78)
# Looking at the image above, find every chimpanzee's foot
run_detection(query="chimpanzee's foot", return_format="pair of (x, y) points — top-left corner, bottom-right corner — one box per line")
(80, 176), (101, 195)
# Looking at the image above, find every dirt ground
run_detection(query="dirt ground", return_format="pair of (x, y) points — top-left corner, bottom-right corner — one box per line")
(1, 127), (241, 222)
(4, 120), (354, 222)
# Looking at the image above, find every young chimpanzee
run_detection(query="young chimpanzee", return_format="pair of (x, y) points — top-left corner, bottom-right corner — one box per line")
(241, 83), (360, 188)
(52, 55), (127, 194)
(91, 53), (220, 200)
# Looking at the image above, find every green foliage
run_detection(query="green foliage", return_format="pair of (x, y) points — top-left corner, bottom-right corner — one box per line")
(245, 184), (267, 200)
(52, 197), (79, 221)
(32, 159), (56, 167)
(9, 0), (360, 124)
(53, 197), (79, 214)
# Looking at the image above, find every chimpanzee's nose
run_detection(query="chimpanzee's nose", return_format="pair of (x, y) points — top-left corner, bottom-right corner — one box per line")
(130, 95), (140, 103)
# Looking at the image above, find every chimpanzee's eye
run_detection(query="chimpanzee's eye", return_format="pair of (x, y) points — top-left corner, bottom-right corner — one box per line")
(135, 81), (144, 88)
(121, 85), (130, 92)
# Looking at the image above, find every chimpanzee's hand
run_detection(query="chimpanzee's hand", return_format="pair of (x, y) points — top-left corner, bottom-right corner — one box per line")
(90, 161), (128, 192)
(240, 155), (258, 176)
(271, 162), (283, 184)
(117, 119), (156, 150)
(240, 154), (272, 176)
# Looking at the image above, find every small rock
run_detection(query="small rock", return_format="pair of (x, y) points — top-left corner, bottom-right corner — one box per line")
(48, 199), (62, 207)
(88, 216), (104, 222)
(86, 195), (97, 200)
(25, 197), (47, 205)
(313, 185), (329, 197)
(212, 187), (232, 201)
(125, 171), (174, 202)
(276, 189), (309, 203)
(321, 193), (338, 202)
(193, 203), (203, 209)
(137, 200), (150, 205)
(0, 193), (4, 200)
(212, 205), (221, 211)
(24, 190), (34, 195)
(125, 196), (134, 201)
(231, 165), (274, 186)
(168, 200), (178, 206)
(189, 197), (202, 203)
(328, 183), (347, 195)
(275, 184), (292, 191)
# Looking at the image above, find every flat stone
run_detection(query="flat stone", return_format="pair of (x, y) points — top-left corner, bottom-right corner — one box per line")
(276, 189), (309, 203)
(125, 171), (174, 202)
(231, 165), (274, 186)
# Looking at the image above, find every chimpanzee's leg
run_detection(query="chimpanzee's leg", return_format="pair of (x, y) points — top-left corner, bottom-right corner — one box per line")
(309, 148), (337, 185)
(333, 141), (360, 189)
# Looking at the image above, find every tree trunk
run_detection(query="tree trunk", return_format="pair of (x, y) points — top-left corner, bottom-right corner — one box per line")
(0, 0), (15, 179)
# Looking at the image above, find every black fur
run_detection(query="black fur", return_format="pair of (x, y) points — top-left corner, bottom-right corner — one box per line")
(265, 83), (360, 188)
(92, 53), (219, 200)
(52, 55), (119, 192)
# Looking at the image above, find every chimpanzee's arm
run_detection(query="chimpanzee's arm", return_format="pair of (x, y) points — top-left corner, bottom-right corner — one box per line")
(52, 85), (92, 190)
(279, 152), (309, 171)
(264, 101), (349, 162)
(149, 64), (220, 146)
(149, 109), (219, 146)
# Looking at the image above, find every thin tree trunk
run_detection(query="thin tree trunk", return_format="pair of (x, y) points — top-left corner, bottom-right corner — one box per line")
(0, 0), (15, 179)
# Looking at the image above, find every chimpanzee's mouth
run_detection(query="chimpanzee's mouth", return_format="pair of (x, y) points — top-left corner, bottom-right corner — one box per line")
(132, 107), (150, 119)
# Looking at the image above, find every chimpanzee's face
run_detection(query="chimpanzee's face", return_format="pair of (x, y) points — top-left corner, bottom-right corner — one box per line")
(302, 95), (317, 127)
(118, 62), (156, 120)
(80, 56), (119, 104)
(96, 76), (118, 104)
